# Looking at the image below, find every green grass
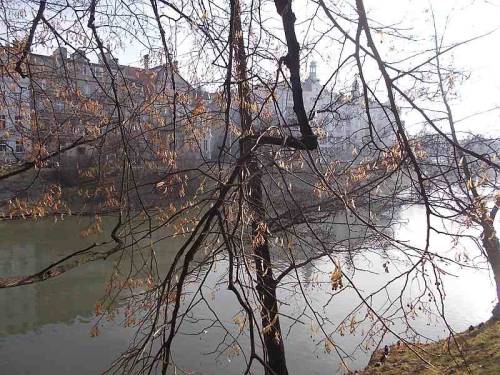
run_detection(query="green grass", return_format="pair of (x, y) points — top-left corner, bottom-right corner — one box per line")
(363, 320), (500, 374)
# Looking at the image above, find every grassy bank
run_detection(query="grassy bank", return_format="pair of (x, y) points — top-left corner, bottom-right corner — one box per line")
(362, 319), (500, 374)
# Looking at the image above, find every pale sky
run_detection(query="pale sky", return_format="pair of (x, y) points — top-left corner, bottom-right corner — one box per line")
(362, 0), (500, 136)
(22, 0), (500, 137)
(308, 0), (500, 136)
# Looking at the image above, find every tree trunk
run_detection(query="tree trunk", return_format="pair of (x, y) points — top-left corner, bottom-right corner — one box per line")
(231, 0), (289, 372)
(482, 221), (500, 319)
(247, 158), (289, 375)
(431, 31), (500, 320)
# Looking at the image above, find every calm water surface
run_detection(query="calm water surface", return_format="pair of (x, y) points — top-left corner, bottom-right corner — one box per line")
(0, 206), (497, 374)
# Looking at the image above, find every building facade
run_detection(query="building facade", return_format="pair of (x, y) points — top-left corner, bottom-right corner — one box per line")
(248, 62), (397, 162)
(1, 48), (396, 170)
(0, 50), (31, 163)
(0, 46), (215, 170)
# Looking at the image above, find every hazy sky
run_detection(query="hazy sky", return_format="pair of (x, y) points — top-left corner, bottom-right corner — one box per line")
(28, 0), (500, 136)
(362, 0), (500, 135)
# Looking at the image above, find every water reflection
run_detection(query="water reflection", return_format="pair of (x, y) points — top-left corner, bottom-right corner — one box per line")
(0, 206), (497, 374)
(0, 218), (113, 336)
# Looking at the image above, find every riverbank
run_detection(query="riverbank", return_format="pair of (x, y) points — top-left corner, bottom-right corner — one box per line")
(362, 319), (500, 374)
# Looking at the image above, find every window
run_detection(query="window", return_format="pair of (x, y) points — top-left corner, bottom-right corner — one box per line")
(0, 140), (6, 152)
(55, 101), (64, 111)
(203, 139), (208, 151)
(0, 115), (5, 129)
(15, 140), (24, 153)
(82, 84), (91, 96)
(94, 66), (104, 78)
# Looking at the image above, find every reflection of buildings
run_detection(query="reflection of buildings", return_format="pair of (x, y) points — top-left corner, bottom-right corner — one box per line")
(0, 243), (38, 335)
(0, 217), (185, 337)
(0, 220), (111, 336)
(279, 204), (399, 286)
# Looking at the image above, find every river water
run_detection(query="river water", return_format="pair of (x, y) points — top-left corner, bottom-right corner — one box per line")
(0, 206), (497, 374)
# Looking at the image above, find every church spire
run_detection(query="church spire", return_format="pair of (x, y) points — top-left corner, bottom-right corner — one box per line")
(351, 74), (360, 98)
(309, 61), (318, 81)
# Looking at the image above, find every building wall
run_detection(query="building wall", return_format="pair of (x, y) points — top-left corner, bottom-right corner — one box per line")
(1, 51), (397, 170)
(233, 61), (398, 163)
(1, 46), (213, 170)
(0, 68), (31, 163)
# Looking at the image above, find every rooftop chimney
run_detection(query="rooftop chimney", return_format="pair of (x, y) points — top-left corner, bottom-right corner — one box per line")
(143, 54), (150, 69)
(70, 48), (87, 60)
(52, 46), (68, 60)
(99, 49), (117, 67)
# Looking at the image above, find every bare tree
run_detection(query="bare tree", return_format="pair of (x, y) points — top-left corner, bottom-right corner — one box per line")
(0, 1), (498, 374)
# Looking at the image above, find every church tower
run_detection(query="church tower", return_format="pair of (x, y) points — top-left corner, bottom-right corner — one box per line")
(309, 61), (318, 82)
(351, 74), (360, 99)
